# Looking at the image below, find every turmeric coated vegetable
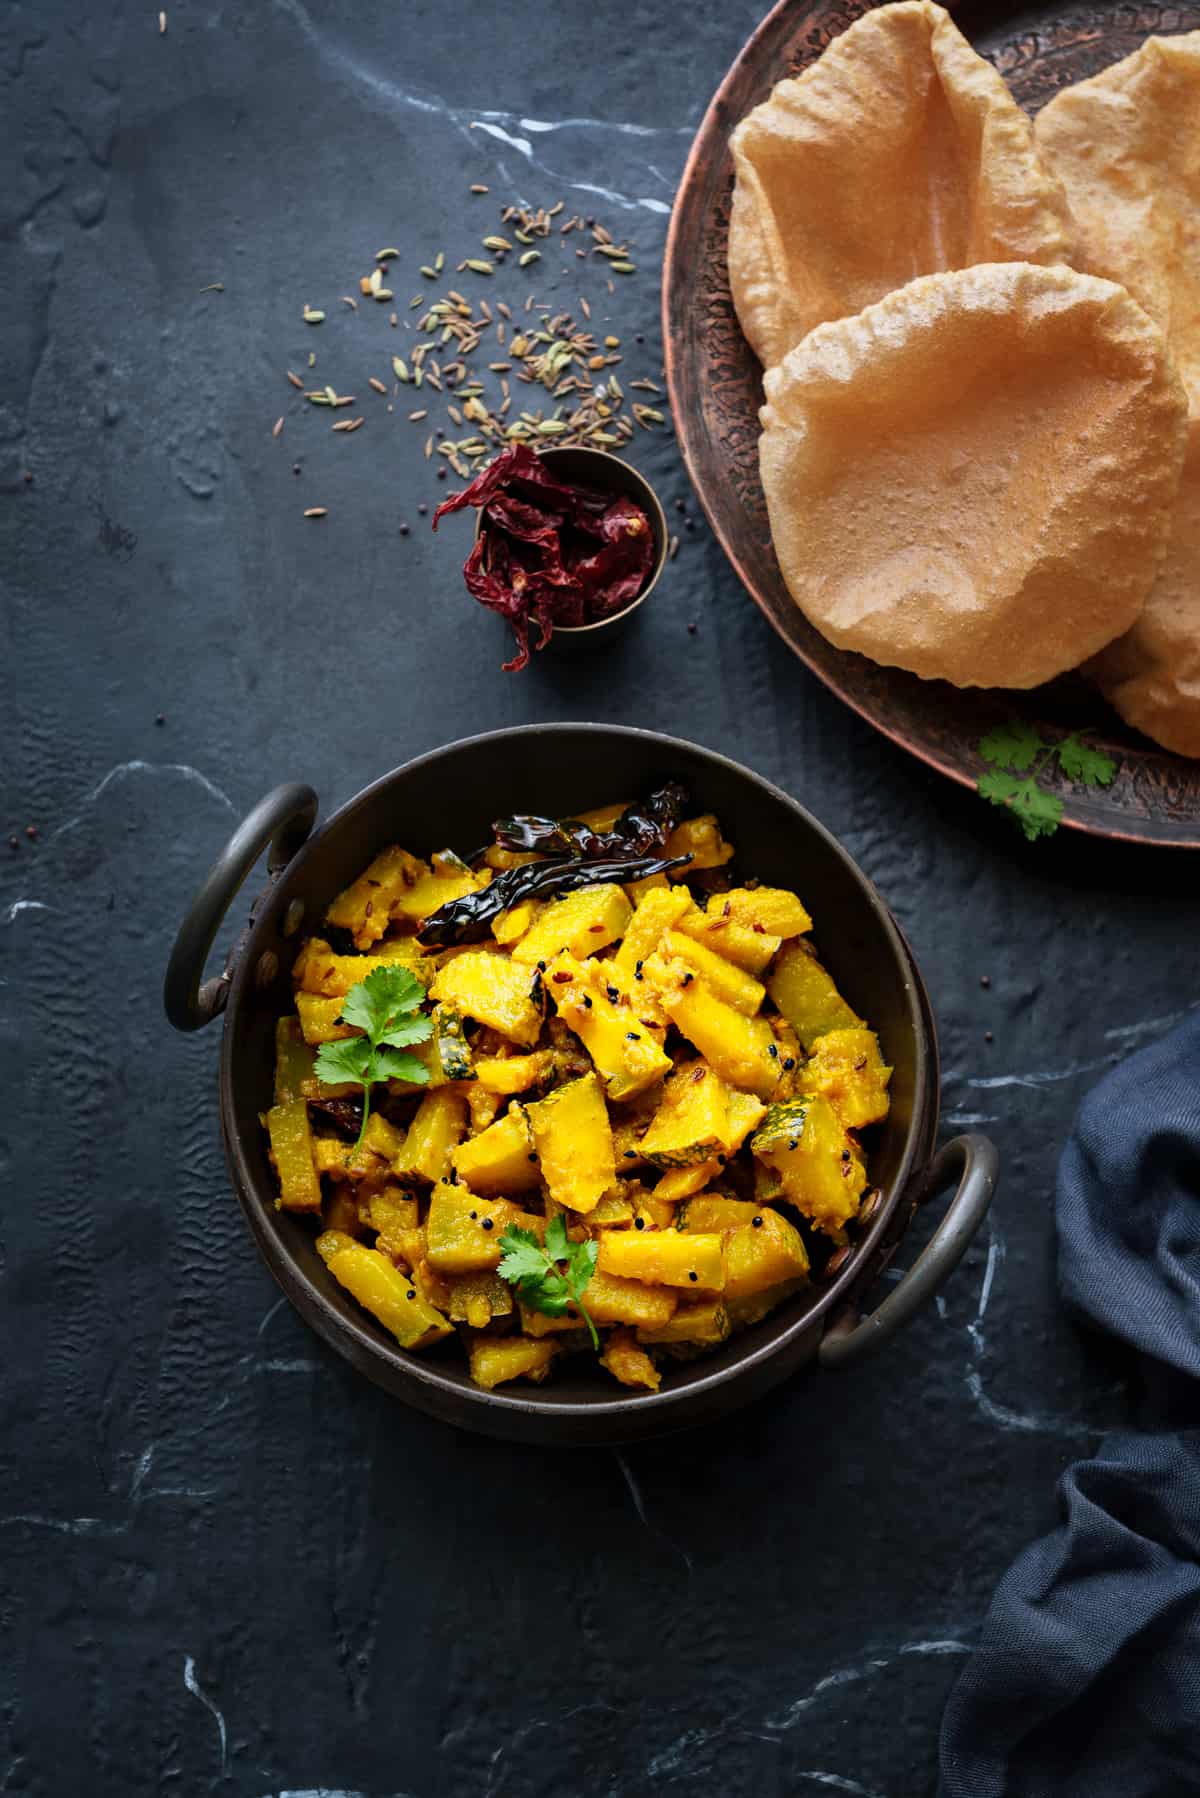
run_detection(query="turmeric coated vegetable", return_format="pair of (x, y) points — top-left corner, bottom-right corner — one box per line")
(262, 788), (888, 1391)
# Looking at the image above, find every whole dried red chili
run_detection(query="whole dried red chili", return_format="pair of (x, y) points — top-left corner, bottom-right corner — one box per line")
(432, 444), (655, 670)
(493, 781), (690, 860)
(417, 850), (692, 946)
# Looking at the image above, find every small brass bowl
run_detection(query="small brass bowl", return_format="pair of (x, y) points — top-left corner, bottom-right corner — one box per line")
(470, 445), (669, 644)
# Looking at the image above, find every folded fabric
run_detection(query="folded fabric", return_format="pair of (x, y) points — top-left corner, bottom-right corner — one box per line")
(940, 1010), (1200, 1798)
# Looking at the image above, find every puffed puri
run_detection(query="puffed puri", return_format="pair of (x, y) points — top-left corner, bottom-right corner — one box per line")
(728, 0), (1076, 369)
(758, 261), (1189, 690)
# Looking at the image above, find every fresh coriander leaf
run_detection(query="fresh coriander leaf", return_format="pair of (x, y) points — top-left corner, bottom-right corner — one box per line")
(977, 769), (1025, 806)
(497, 1219), (600, 1350)
(1056, 733), (1116, 788)
(1010, 784), (1064, 842)
(340, 964), (426, 1037)
(978, 720), (1045, 773)
(373, 1045), (434, 1083)
(376, 1013), (434, 1050)
(313, 1037), (372, 1086)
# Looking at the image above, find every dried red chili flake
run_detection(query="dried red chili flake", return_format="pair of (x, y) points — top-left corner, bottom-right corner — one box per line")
(432, 443), (655, 670)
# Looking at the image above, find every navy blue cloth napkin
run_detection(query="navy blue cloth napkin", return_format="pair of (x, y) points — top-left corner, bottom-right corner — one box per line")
(940, 1011), (1200, 1798)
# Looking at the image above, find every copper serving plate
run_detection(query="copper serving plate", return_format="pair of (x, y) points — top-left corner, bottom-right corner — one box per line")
(663, 0), (1200, 847)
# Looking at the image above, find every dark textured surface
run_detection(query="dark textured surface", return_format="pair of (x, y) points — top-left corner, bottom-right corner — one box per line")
(0, 2), (1193, 1794)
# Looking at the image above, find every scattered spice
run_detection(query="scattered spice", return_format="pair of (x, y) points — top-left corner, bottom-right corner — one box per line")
(302, 305), (325, 324)
(199, 283), (224, 294)
(303, 507), (328, 518)
(158, 9), (166, 31)
(286, 370), (304, 389)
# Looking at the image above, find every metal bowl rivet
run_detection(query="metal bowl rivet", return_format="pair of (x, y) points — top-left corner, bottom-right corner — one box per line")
(282, 899), (305, 939)
(859, 1187), (882, 1225)
(255, 951), (279, 990)
(823, 1243), (853, 1282)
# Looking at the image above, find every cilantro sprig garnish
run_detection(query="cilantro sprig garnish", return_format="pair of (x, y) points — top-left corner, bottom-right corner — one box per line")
(977, 721), (1116, 842)
(497, 1215), (600, 1349)
(313, 965), (432, 1149)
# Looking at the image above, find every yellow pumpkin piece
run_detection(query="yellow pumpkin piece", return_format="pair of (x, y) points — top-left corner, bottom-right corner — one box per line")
(654, 1161), (720, 1204)
(465, 1084), (503, 1134)
(580, 1268), (678, 1331)
(325, 843), (427, 949)
(473, 1051), (551, 1096)
(292, 935), (434, 998)
(803, 1029), (892, 1129)
(484, 844), (541, 871)
(598, 1228), (726, 1292)
(722, 1208), (811, 1299)
(324, 1186), (362, 1236)
(389, 865), (484, 925)
(492, 899), (541, 946)
(363, 1185), (420, 1253)
(520, 1304), (593, 1338)
(575, 801), (628, 830)
(665, 814), (735, 872)
(600, 1328), (662, 1392)
(547, 953), (672, 1101)
(634, 1191), (677, 1232)
(443, 1272), (514, 1328)
(511, 883), (632, 965)
(677, 1196), (762, 1232)
(645, 955), (783, 1099)
(311, 1136), (390, 1184)
(676, 905), (780, 975)
(726, 1276), (808, 1329)
(265, 1100), (322, 1212)
(638, 1301), (731, 1346)
(295, 991), (355, 1045)
(468, 1334), (558, 1390)
(425, 1182), (543, 1274)
(316, 1229), (452, 1349)
(359, 1111), (404, 1165)
(766, 941), (864, 1049)
(716, 886), (812, 938)
(639, 1062), (729, 1168)
(613, 885), (693, 978)
(526, 1072), (615, 1214)
(430, 949), (542, 1046)
(624, 872), (670, 905)
(393, 1087), (468, 1183)
(662, 929), (766, 1015)
(725, 1087), (768, 1152)
(451, 1104), (540, 1195)
(389, 1224), (426, 1272)
(588, 1189), (636, 1227)
(751, 1097), (866, 1236)
(274, 1016), (316, 1104)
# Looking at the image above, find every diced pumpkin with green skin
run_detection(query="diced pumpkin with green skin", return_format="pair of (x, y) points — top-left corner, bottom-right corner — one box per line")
(576, 1268), (678, 1330)
(802, 1029), (892, 1129)
(722, 1208), (811, 1299)
(443, 1272), (514, 1328)
(638, 1301), (731, 1346)
(598, 1228), (726, 1291)
(394, 1088), (468, 1183)
(317, 1229), (452, 1349)
(613, 885), (693, 979)
(677, 1196), (762, 1232)
(526, 1072), (615, 1214)
(676, 905), (781, 975)
(473, 1051), (551, 1095)
(511, 883), (632, 965)
(644, 955), (783, 1100)
(717, 886), (813, 938)
(325, 843), (427, 949)
(275, 1017), (316, 1103)
(389, 866), (485, 926)
(654, 1160), (720, 1204)
(662, 929), (766, 1015)
(639, 1063), (729, 1168)
(766, 942), (863, 1049)
(425, 1183), (543, 1274)
(726, 1275), (808, 1328)
(292, 936), (435, 998)
(363, 1185), (420, 1251)
(429, 1005), (473, 1081)
(451, 1104), (540, 1195)
(468, 1336), (559, 1389)
(296, 991), (355, 1045)
(266, 1100), (322, 1212)
(664, 814), (735, 872)
(430, 950), (542, 1047)
(725, 1088), (767, 1152)
(588, 1188), (636, 1227)
(547, 953), (672, 1101)
(751, 1097), (866, 1236)
(600, 1328), (661, 1392)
